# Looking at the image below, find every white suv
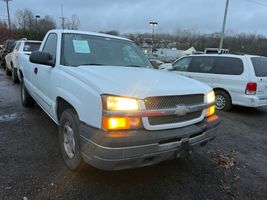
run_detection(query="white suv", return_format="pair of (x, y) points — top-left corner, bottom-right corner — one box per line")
(164, 54), (267, 111)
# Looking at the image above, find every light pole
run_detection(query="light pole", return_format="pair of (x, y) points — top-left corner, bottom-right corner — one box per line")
(35, 15), (40, 39)
(2, 0), (12, 32)
(219, 0), (230, 49)
(149, 21), (158, 52)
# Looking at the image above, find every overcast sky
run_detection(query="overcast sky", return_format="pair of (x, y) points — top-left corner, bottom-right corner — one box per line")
(1, 0), (267, 35)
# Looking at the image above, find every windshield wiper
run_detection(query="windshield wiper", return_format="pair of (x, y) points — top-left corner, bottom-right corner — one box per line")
(125, 64), (144, 68)
(77, 63), (105, 66)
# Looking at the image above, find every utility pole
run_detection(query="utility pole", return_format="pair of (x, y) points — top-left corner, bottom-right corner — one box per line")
(149, 21), (158, 52)
(35, 15), (40, 39)
(219, 0), (230, 49)
(60, 4), (65, 29)
(2, 0), (12, 32)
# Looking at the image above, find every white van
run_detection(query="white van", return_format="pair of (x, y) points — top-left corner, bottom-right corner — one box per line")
(165, 54), (267, 111)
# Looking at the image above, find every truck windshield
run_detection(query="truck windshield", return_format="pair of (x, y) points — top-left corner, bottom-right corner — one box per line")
(61, 33), (152, 68)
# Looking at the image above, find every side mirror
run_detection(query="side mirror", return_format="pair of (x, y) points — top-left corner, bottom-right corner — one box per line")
(159, 63), (174, 71)
(30, 51), (55, 67)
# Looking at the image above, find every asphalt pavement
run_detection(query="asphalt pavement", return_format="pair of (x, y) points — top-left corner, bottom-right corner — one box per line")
(0, 68), (266, 200)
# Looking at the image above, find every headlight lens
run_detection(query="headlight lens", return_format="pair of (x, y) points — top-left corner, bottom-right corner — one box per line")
(103, 96), (140, 111)
(207, 90), (215, 104)
(205, 90), (216, 117)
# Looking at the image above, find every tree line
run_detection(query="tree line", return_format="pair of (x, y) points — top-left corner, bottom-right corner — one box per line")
(0, 8), (79, 44)
(125, 29), (267, 56)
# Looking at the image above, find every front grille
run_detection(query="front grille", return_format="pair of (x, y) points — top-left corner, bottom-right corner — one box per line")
(144, 94), (204, 125)
(144, 94), (204, 109)
(148, 111), (202, 125)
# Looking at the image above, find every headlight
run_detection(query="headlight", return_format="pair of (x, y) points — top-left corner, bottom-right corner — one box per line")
(103, 95), (140, 111)
(205, 90), (216, 117)
(102, 95), (141, 130)
(207, 90), (215, 104)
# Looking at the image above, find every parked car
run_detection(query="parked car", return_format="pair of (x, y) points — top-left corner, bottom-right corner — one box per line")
(0, 39), (16, 68)
(162, 54), (267, 111)
(5, 39), (41, 83)
(21, 29), (220, 171)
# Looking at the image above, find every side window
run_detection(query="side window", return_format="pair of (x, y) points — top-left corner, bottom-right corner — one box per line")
(213, 57), (243, 75)
(42, 33), (57, 61)
(188, 57), (215, 73)
(173, 57), (192, 71)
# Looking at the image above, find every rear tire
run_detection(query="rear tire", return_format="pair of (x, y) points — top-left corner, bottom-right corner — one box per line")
(21, 79), (35, 107)
(12, 67), (19, 83)
(215, 90), (232, 111)
(59, 109), (84, 171)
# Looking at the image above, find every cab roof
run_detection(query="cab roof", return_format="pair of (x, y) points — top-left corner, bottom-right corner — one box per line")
(48, 29), (131, 42)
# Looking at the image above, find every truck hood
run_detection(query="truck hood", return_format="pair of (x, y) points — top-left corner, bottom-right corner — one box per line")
(63, 66), (211, 99)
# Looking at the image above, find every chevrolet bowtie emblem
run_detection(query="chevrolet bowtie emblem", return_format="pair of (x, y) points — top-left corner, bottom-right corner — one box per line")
(174, 105), (189, 116)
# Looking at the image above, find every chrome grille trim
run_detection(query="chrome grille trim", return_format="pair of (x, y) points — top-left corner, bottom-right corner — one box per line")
(102, 102), (213, 117)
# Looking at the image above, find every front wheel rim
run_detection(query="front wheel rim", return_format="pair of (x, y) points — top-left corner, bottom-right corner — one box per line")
(63, 122), (76, 159)
(215, 95), (226, 110)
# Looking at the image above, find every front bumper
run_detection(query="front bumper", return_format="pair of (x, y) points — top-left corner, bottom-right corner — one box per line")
(79, 116), (220, 170)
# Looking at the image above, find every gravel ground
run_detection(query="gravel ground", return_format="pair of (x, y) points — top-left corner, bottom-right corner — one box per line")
(0, 68), (266, 200)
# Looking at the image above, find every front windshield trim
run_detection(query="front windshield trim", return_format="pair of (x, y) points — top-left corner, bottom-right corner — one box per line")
(60, 33), (152, 69)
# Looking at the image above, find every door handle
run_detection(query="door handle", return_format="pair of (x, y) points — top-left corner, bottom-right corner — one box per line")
(34, 67), (38, 74)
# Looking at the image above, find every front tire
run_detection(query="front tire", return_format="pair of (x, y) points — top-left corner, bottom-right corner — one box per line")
(12, 67), (19, 83)
(59, 109), (84, 171)
(21, 79), (35, 107)
(6, 66), (11, 76)
(215, 90), (232, 111)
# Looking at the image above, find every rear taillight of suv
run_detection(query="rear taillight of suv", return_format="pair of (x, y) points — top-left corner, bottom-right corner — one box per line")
(245, 82), (257, 95)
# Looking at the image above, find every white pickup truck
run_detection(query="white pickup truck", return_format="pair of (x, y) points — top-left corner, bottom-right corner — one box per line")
(20, 29), (220, 171)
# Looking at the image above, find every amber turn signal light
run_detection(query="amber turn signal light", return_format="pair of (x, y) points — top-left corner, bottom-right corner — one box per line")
(102, 117), (141, 130)
(205, 105), (215, 117)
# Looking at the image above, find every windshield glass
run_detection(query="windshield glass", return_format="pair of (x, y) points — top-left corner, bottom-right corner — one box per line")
(61, 33), (152, 68)
(251, 57), (267, 77)
(23, 42), (41, 52)
(6, 40), (16, 51)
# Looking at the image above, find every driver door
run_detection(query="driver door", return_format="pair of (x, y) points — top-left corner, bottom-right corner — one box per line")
(32, 33), (57, 115)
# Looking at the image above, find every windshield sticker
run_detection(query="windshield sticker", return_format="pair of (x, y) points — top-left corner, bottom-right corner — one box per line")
(72, 40), (90, 53)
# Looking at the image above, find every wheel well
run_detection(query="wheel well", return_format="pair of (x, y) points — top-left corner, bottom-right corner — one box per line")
(56, 97), (77, 121)
(213, 88), (232, 101)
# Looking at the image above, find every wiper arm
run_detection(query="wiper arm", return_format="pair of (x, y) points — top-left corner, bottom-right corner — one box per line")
(78, 63), (105, 66)
(125, 64), (144, 68)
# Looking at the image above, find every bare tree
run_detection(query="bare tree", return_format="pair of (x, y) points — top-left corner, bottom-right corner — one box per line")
(14, 9), (56, 40)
